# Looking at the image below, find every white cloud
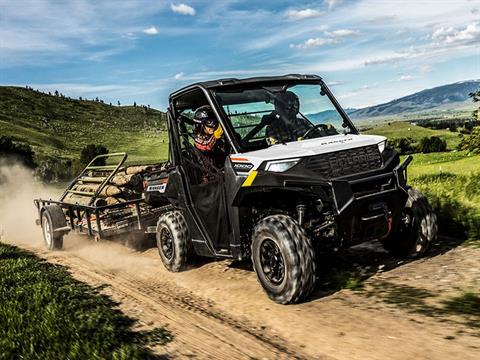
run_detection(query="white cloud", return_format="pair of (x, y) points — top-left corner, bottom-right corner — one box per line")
(170, 3), (196, 16)
(174, 72), (184, 80)
(324, 0), (342, 10)
(143, 26), (159, 35)
(324, 29), (359, 38)
(364, 53), (412, 66)
(441, 22), (479, 44)
(285, 8), (321, 20)
(419, 64), (433, 73)
(399, 75), (414, 81)
(290, 38), (337, 49)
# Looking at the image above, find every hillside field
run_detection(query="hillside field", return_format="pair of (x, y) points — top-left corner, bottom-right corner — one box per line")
(364, 121), (463, 149)
(0, 86), (168, 164)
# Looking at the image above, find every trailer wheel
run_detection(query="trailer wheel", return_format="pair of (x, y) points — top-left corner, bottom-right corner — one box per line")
(156, 210), (191, 272)
(41, 205), (67, 250)
(251, 214), (316, 304)
(382, 188), (438, 258)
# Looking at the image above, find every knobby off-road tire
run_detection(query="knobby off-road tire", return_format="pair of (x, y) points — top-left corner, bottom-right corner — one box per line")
(156, 210), (191, 272)
(382, 188), (438, 258)
(251, 214), (317, 304)
(41, 205), (66, 250)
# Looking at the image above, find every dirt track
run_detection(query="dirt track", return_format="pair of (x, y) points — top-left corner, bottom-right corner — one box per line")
(9, 234), (478, 360)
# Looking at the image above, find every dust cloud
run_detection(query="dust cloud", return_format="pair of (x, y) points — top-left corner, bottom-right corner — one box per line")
(0, 160), (58, 245)
(0, 159), (157, 270)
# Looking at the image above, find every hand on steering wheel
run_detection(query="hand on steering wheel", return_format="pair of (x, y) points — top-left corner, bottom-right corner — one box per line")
(301, 123), (329, 139)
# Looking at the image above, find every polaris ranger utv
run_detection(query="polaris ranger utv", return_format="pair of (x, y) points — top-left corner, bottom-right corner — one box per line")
(145, 74), (438, 304)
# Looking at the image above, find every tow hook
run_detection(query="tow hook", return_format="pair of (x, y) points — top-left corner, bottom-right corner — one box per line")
(297, 204), (306, 226)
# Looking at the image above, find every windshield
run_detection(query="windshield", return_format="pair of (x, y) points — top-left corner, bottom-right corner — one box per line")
(214, 83), (356, 151)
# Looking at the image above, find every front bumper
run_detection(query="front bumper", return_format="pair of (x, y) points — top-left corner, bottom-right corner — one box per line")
(239, 155), (413, 246)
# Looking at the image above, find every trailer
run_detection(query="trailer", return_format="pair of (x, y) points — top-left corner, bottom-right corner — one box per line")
(34, 152), (167, 250)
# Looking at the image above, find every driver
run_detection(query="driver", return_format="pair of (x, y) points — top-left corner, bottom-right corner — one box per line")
(264, 91), (312, 144)
(193, 105), (228, 182)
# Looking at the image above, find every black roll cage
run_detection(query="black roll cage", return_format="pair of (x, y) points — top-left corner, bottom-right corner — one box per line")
(168, 75), (359, 156)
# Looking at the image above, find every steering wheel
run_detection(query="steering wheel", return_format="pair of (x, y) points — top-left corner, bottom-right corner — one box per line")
(301, 123), (330, 139)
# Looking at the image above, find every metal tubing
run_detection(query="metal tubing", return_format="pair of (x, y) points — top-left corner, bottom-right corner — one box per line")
(86, 209), (93, 236)
(135, 202), (142, 230)
(76, 208), (82, 232)
(95, 210), (102, 239)
(68, 207), (75, 230)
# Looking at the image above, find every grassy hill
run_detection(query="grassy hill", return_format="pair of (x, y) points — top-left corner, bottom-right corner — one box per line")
(0, 86), (168, 164)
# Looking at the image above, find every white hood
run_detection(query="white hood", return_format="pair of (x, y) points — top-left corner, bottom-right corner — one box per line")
(231, 134), (386, 171)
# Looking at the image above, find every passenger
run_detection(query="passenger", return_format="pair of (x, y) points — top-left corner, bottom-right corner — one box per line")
(193, 105), (228, 182)
(264, 91), (312, 144)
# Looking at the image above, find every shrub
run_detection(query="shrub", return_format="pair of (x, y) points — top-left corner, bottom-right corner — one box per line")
(387, 137), (415, 155)
(80, 144), (109, 166)
(418, 136), (447, 153)
(0, 136), (35, 168)
(34, 158), (75, 183)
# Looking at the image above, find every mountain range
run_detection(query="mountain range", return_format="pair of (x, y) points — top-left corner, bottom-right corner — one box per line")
(349, 80), (479, 119)
(307, 79), (479, 121)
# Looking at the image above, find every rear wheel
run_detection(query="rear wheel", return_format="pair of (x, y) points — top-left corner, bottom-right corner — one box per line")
(382, 188), (438, 258)
(156, 210), (191, 272)
(41, 205), (66, 250)
(251, 214), (316, 304)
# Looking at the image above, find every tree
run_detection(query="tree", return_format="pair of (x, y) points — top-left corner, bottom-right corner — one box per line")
(458, 126), (480, 154)
(117, 100), (121, 106)
(133, 101), (137, 107)
(79, 96), (82, 101)
(80, 144), (109, 166)
(95, 97), (99, 102)
(418, 136), (447, 153)
(388, 137), (415, 155)
(0, 136), (35, 167)
(54, 90), (59, 96)
(469, 89), (480, 121)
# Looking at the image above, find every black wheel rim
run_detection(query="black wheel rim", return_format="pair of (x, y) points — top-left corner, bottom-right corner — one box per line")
(160, 227), (174, 260)
(260, 239), (285, 285)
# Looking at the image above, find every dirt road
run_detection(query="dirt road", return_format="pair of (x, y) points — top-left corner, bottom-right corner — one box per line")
(10, 234), (479, 360)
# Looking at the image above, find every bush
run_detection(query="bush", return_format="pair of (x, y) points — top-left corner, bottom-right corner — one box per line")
(0, 136), (35, 168)
(80, 144), (109, 166)
(34, 158), (76, 183)
(418, 136), (447, 153)
(387, 137), (415, 155)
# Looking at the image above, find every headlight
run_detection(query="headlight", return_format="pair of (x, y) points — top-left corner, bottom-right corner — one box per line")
(265, 158), (300, 172)
(377, 140), (387, 153)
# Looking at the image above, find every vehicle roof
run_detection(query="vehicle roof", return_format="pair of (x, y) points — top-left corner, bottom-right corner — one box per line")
(169, 74), (323, 99)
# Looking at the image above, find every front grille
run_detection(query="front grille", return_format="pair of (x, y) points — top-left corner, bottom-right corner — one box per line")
(304, 145), (382, 178)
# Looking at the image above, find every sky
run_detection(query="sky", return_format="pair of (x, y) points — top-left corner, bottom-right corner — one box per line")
(0, 0), (479, 110)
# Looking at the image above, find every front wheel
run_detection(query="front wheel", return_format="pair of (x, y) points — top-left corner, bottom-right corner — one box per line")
(382, 188), (438, 258)
(251, 214), (316, 304)
(156, 210), (191, 272)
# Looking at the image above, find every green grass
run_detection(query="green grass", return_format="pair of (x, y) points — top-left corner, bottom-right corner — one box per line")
(407, 151), (480, 177)
(364, 121), (463, 149)
(0, 86), (168, 164)
(400, 151), (480, 242)
(0, 242), (172, 359)
(365, 122), (480, 242)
